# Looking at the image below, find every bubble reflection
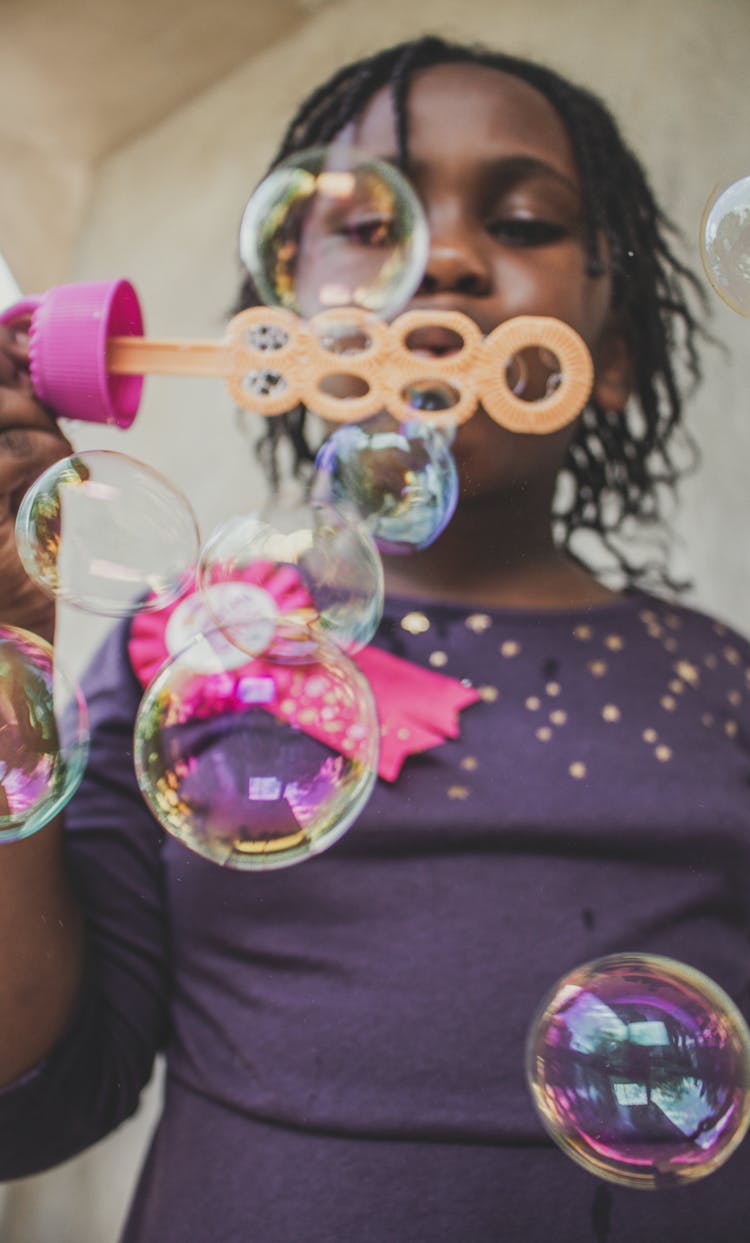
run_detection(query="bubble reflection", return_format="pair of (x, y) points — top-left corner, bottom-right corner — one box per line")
(526, 953), (750, 1188)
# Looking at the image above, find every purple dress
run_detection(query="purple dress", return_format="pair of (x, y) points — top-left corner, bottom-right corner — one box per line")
(2, 589), (750, 1242)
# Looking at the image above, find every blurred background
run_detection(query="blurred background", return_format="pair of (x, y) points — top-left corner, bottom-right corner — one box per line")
(0, 0), (749, 1237)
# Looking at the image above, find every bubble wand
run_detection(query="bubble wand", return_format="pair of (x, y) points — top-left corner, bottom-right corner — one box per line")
(0, 280), (593, 435)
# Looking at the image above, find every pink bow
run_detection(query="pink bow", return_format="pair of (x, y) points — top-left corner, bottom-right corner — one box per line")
(128, 565), (479, 782)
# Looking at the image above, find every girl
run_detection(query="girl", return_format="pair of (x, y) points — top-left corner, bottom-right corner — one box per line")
(0, 35), (748, 1243)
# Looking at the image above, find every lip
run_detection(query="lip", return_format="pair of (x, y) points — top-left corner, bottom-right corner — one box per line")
(403, 324), (465, 357)
(404, 302), (500, 341)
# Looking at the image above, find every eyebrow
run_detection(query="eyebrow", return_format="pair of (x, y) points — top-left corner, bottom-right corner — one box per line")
(374, 152), (582, 198)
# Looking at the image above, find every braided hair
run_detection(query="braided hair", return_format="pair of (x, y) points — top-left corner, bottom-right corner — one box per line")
(236, 35), (710, 588)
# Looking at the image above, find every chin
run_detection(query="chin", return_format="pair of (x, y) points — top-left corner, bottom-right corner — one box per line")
(455, 472), (504, 504)
(456, 458), (536, 507)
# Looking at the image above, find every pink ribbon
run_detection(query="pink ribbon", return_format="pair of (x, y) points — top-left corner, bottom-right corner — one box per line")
(128, 565), (479, 783)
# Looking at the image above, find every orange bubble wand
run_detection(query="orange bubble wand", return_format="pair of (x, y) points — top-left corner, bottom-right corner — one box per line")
(1, 281), (593, 435)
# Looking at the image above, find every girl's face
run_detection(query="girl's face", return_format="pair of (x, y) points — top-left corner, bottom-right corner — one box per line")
(336, 62), (625, 505)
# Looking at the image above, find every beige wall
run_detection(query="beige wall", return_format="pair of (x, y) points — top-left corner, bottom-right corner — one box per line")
(3, 0), (750, 1238)
(0, 0), (330, 291)
(65, 0), (750, 636)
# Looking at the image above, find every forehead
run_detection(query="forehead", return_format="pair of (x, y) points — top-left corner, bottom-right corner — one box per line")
(350, 62), (579, 184)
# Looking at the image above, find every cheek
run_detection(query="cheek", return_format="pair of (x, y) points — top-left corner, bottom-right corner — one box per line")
(578, 273), (614, 347)
(492, 250), (612, 347)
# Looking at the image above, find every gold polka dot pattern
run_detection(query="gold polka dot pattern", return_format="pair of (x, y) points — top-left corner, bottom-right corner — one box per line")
(676, 661), (700, 686)
(448, 785), (470, 800)
(400, 612), (430, 635)
(391, 597), (750, 804)
(465, 614), (492, 634)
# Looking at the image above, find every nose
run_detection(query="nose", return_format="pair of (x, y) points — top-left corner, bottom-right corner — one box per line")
(417, 214), (492, 299)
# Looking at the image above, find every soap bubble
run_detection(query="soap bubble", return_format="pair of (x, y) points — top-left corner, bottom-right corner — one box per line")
(401, 380), (464, 415)
(198, 503), (383, 652)
(526, 953), (750, 1189)
(0, 626), (89, 842)
(133, 619), (378, 870)
(239, 146), (429, 319)
(700, 174), (750, 315)
(313, 419), (459, 555)
(15, 450), (200, 617)
(165, 582), (281, 669)
(505, 347), (563, 400)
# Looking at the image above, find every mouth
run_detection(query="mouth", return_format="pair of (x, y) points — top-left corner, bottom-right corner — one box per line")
(402, 324), (468, 359)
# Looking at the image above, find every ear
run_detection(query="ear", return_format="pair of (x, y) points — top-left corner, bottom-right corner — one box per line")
(591, 317), (633, 413)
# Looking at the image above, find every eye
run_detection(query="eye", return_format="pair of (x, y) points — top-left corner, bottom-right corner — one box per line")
(333, 216), (396, 246)
(487, 217), (570, 247)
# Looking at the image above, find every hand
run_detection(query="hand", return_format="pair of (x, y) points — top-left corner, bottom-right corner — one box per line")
(0, 325), (72, 641)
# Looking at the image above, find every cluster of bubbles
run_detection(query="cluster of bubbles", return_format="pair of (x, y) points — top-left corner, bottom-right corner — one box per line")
(9, 144), (578, 862)
(6, 146), (447, 865)
(4, 150), (750, 1186)
(239, 144), (459, 553)
(11, 454), (384, 868)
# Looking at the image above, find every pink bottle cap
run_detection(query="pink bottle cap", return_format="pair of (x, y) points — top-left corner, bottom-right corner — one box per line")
(0, 280), (144, 428)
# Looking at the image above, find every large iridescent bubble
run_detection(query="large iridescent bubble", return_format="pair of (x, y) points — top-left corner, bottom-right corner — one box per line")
(526, 953), (750, 1189)
(133, 619), (378, 870)
(313, 419), (458, 555)
(197, 503), (383, 652)
(0, 626), (89, 842)
(238, 146), (429, 320)
(700, 174), (750, 316)
(15, 450), (200, 617)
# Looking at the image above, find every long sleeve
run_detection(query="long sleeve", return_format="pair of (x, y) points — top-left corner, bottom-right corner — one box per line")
(0, 622), (169, 1179)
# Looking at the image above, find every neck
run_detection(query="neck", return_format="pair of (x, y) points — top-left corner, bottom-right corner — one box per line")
(382, 490), (619, 610)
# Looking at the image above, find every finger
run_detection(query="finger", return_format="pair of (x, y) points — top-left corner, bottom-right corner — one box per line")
(0, 346), (17, 386)
(0, 323), (31, 371)
(0, 385), (62, 436)
(0, 428), (71, 497)
(0, 421), (71, 463)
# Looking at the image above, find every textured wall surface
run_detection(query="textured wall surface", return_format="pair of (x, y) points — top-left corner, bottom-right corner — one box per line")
(0, 0), (328, 290)
(3, 1), (750, 1238)
(67, 0), (750, 633)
